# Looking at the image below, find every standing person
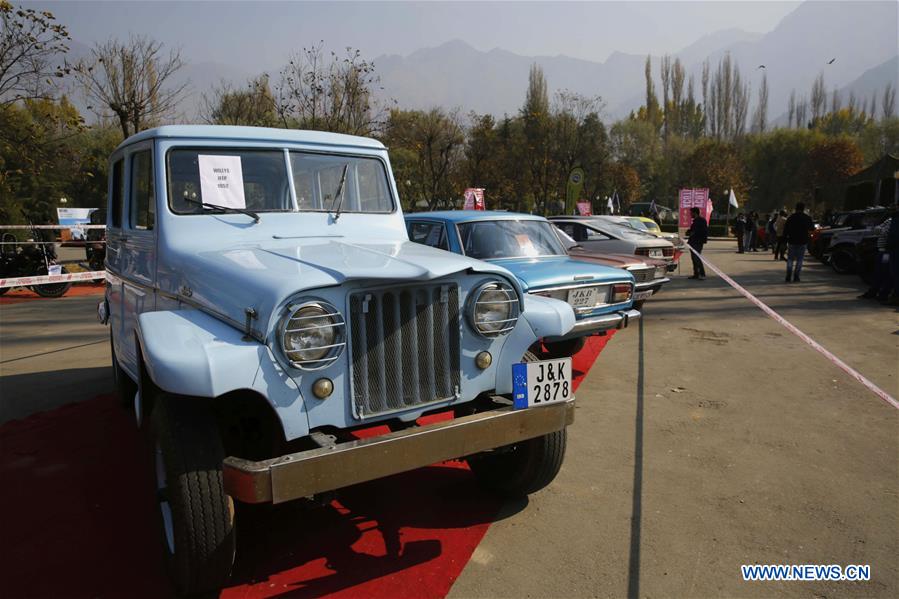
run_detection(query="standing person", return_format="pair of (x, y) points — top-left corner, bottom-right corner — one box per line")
(686, 206), (708, 280)
(774, 210), (788, 260)
(783, 202), (815, 282)
(734, 212), (746, 253)
(886, 212), (899, 306)
(744, 212), (755, 253)
(766, 213), (777, 251)
(859, 216), (894, 301)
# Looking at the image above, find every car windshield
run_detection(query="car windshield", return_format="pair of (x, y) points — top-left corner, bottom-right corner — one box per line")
(458, 219), (566, 259)
(625, 218), (650, 231)
(167, 149), (393, 214)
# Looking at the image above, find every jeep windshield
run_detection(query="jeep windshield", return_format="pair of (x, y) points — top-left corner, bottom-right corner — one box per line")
(458, 219), (567, 259)
(167, 149), (394, 214)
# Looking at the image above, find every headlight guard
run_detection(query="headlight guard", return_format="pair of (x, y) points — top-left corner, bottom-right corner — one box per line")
(468, 280), (520, 337)
(280, 300), (346, 370)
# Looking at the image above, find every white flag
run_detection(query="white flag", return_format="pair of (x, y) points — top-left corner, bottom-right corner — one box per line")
(607, 196), (614, 214)
(729, 189), (739, 208)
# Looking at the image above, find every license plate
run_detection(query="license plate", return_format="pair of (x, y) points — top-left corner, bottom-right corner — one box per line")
(512, 358), (573, 409)
(634, 290), (654, 300)
(567, 286), (599, 309)
(648, 249), (663, 257)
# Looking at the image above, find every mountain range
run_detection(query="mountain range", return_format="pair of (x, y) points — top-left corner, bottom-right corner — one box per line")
(62, 0), (898, 124)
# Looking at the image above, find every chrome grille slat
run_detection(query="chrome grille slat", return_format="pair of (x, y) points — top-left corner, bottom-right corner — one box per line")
(630, 267), (654, 283)
(350, 283), (460, 418)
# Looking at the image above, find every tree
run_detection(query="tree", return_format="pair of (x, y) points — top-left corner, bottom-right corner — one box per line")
(0, 2), (70, 106)
(382, 108), (463, 210)
(201, 75), (277, 126)
(74, 35), (187, 138)
(276, 42), (385, 136)
(522, 63), (552, 214)
(752, 73), (769, 133)
(810, 73), (826, 122)
(883, 83), (896, 119)
(682, 140), (746, 209)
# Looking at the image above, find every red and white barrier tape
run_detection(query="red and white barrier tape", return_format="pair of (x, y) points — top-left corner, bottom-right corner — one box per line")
(0, 224), (106, 230)
(0, 270), (106, 289)
(687, 245), (899, 410)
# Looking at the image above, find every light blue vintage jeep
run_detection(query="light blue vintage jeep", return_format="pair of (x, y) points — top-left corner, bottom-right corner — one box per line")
(100, 125), (578, 594)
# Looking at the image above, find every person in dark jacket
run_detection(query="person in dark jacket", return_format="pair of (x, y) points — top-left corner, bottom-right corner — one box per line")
(686, 207), (708, 280)
(734, 213), (746, 253)
(783, 202), (815, 282)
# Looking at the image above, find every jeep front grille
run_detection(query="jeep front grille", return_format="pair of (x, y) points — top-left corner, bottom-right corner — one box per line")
(349, 283), (461, 418)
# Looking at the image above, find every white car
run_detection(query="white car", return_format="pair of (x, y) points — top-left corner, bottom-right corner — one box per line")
(549, 215), (678, 271)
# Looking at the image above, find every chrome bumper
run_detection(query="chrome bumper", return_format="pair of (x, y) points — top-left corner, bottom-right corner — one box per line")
(635, 277), (670, 292)
(223, 399), (575, 504)
(545, 308), (641, 342)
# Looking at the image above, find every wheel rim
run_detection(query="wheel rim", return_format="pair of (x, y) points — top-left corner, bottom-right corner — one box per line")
(155, 444), (175, 555)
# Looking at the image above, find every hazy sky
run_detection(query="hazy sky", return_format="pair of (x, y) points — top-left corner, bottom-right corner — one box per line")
(36, 1), (801, 70)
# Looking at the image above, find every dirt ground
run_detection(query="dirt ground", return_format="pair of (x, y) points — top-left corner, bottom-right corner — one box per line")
(1, 240), (897, 598)
(449, 240), (898, 598)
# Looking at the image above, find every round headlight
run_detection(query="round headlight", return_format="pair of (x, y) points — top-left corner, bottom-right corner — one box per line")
(281, 301), (345, 369)
(469, 281), (519, 337)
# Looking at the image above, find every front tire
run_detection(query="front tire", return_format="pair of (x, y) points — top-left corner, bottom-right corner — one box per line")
(31, 265), (72, 298)
(150, 395), (236, 595)
(542, 337), (586, 359)
(467, 349), (568, 496)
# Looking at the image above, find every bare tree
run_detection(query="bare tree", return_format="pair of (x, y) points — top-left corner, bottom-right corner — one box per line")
(847, 91), (857, 114)
(883, 83), (895, 119)
(74, 35), (186, 138)
(701, 59), (710, 133)
(868, 94), (877, 120)
(670, 58), (685, 136)
(0, 2), (71, 105)
(276, 42), (385, 136)
(752, 72), (769, 133)
(795, 97), (808, 128)
(788, 90), (797, 128)
(732, 69), (750, 137)
(200, 75), (277, 126)
(830, 88), (841, 113)
(660, 54), (671, 139)
(810, 73), (826, 121)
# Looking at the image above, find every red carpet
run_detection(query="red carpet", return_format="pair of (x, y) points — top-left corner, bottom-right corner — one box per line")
(0, 333), (614, 598)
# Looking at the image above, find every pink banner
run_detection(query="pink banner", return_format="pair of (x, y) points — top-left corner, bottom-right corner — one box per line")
(679, 188), (711, 228)
(463, 188), (485, 211)
(576, 201), (592, 216)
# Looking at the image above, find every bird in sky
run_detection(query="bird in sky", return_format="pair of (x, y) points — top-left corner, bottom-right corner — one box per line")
(827, 58), (836, 64)
(757, 64), (766, 69)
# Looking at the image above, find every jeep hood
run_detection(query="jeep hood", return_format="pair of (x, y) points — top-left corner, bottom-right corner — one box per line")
(163, 238), (518, 339)
(486, 256), (635, 292)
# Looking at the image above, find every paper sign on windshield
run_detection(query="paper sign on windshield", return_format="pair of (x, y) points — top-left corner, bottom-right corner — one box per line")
(198, 155), (246, 209)
(516, 234), (538, 256)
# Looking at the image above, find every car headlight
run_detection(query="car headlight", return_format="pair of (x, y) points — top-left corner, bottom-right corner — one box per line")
(655, 265), (667, 278)
(281, 300), (345, 369)
(469, 281), (519, 337)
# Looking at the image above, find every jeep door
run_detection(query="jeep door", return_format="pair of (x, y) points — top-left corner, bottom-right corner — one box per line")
(117, 142), (158, 371)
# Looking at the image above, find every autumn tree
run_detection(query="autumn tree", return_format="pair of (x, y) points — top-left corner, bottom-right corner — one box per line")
(522, 63), (552, 214)
(74, 35), (186, 139)
(201, 75), (277, 126)
(382, 108), (464, 210)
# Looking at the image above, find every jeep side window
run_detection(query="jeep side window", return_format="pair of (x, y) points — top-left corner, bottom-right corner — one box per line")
(110, 159), (124, 228)
(408, 221), (448, 250)
(130, 151), (155, 230)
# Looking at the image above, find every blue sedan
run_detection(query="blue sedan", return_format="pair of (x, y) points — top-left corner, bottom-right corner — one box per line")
(405, 211), (641, 357)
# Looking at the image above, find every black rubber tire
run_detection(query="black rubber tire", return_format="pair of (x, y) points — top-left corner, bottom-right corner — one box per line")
(111, 335), (138, 409)
(150, 395), (236, 596)
(31, 265), (72, 298)
(542, 337), (586, 359)
(830, 249), (856, 274)
(468, 428), (568, 497)
(0, 286), (8, 296)
(468, 349), (567, 496)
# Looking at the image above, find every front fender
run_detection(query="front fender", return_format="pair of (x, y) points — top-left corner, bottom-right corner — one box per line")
(494, 294), (575, 393)
(136, 309), (264, 398)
